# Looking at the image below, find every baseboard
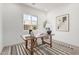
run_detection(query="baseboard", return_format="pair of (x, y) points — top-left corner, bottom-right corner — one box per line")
(53, 40), (79, 50)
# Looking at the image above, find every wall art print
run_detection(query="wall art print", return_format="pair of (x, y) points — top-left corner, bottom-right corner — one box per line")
(56, 14), (69, 32)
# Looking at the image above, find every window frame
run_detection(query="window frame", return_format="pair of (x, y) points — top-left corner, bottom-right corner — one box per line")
(23, 14), (38, 30)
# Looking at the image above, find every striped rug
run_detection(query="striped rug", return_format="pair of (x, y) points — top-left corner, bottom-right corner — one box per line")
(1, 43), (71, 55)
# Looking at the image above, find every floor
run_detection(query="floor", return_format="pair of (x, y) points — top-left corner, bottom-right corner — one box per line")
(1, 40), (79, 55)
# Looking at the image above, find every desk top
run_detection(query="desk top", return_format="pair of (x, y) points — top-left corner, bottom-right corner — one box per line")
(22, 34), (55, 40)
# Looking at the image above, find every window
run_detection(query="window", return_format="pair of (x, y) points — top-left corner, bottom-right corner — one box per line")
(23, 14), (38, 30)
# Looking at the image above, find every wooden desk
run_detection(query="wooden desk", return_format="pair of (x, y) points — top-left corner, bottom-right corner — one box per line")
(22, 34), (55, 55)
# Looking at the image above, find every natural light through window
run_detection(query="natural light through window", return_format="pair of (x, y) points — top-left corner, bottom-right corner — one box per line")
(23, 14), (38, 30)
(23, 14), (37, 25)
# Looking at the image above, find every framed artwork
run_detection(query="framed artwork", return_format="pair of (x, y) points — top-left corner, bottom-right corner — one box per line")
(56, 14), (69, 32)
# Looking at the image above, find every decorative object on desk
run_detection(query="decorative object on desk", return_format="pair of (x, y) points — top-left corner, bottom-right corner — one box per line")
(56, 14), (69, 32)
(43, 20), (47, 28)
(45, 22), (52, 35)
(29, 30), (34, 36)
(29, 26), (34, 36)
(29, 29), (32, 34)
(43, 20), (52, 34)
(47, 28), (52, 35)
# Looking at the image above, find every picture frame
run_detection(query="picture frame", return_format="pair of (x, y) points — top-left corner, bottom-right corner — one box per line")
(56, 14), (69, 32)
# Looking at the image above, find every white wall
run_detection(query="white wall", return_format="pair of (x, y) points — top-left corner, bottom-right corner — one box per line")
(0, 4), (3, 53)
(3, 3), (46, 46)
(4, 3), (79, 47)
(47, 3), (79, 46)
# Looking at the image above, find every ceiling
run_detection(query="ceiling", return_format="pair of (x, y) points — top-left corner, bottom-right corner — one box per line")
(25, 3), (70, 12)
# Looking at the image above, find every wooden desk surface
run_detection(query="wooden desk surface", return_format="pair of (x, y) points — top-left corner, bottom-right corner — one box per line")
(22, 34), (55, 40)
